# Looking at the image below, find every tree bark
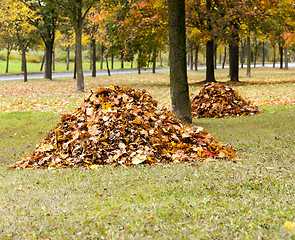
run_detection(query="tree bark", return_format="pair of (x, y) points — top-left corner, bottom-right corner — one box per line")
(111, 54), (114, 69)
(5, 44), (11, 73)
(279, 44), (283, 69)
(284, 47), (288, 70)
(273, 45), (276, 67)
(262, 41), (265, 67)
(240, 38), (245, 68)
(66, 45), (70, 71)
(120, 50), (124, 69)
(44, 39), (54, 79)
(168, 0), (192, 123)
(92, 38), (96, 77)
(222, 46), (227, 69)
(100, 44), (104, 70)
(246, 36), (251, 78)
(195, 44), (199, 71)
(105, 55), (111, 76)
(206, 39), (215, 82)
(229, 43), (239, 82)
(21, 47), (28, 82)
(189, 44), (193, 70)
(75, 24), (84, 91)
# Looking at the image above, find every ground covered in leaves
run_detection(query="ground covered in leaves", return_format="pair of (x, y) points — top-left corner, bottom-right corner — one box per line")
(8, 86), (235, 169)
(191, 82), (260, 118)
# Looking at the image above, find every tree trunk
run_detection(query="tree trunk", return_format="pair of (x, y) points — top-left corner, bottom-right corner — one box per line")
(279, 44), (283, 69)
(120, 51), (124, 69)
(284, 47), (288, 70)
(92, 38), (96, 77)
(75, 23), (84, 92)
(52, 49), (55, 72)
(262, 41), (265, 67)
(246, 36), (251, 78)
(253, 37), (257, 67)
(105, 55), (111, 76)
(159, 50), (163, 67)
(206, 39), (215, 82)
(111, 54), (114, 69)
(66, 45), (70, 71)
(222, 46), (227, 69)
(229, 43), (239, 82)
(195, 44), (199, 71)
(168, 0), (192, 123)
(40, 54), (45, 72)
(5, 44), (11, 73)
(152, 54), (156, 73)
(273, 45), (276, 67)
(189, 44), (193, 70)
(100, 44), (104, 70)
(44, 39), (54, 79)
(214, 43), (217, 69)
(240, 38), (245, 68)
(21, 47), (28, 82)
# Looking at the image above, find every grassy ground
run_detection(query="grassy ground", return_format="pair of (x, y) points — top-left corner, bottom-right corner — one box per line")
(0, 67), (295, 239)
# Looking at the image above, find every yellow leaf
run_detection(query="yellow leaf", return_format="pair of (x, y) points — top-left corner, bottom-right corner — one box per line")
(284, 221), (295, 231)
(38, 144), (54, 152)
(90, 165), (100, 170)
(102, 102), (112, 112)
(131, 154), (147, 165)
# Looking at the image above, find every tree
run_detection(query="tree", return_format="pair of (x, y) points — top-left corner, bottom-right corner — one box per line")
(21, 0), (60, 80)
(168, 0), (192, 124)
(53, 0), (98, 92)
(0, 0), (39, 82)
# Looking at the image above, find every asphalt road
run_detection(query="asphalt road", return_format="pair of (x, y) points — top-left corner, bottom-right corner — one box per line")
(0, 63), (294, 81)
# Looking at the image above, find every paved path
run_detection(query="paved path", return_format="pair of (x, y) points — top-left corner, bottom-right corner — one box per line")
(0, 63), (294, 81)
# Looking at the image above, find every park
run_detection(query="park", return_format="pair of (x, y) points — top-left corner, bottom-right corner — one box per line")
(0, 0), (295, 239)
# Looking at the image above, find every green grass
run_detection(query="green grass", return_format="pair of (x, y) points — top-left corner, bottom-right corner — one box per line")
(0, 58), (167, 75)
(0, 68), (295, 239)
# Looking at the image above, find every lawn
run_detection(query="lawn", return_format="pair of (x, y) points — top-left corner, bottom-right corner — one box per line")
(0, 67), (295, 239)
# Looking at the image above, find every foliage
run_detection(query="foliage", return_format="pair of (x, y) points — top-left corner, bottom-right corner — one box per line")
(96, 0), (168, 68)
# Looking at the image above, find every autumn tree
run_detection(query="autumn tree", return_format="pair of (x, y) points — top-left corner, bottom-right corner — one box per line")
(97, 0), (167, 74)
(168, 0), (192, 123)
(20, 0), (61, 80)
(0, 0), (39, 82)
(51, 0), (98, 92)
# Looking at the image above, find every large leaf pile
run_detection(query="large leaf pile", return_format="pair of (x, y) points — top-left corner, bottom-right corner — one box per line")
(191, 82), (260, 118)
(8, 86), (235, 169)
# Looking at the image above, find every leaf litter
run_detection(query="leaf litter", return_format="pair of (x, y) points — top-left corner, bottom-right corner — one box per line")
(191, 82), (260, 118)
(7, 85), (235, 169)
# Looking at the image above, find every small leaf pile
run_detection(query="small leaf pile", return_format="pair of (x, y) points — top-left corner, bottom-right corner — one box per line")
(191, 82), (260, 118)
(8, 85), (235, 169)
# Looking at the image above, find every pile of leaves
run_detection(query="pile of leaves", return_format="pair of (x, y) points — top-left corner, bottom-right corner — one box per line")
(191, 82), (260, 118)
(8, 86), (235, 169)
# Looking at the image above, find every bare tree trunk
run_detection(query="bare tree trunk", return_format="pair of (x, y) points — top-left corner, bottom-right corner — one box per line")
(44, 40), (54, 79)
(246, 36), (251, 78)
(111, 54), (114, 69)
(262, 41), (265, 66)
(284, 47), (288, 70)
(120, 50), (124, 69)
(189, 44), (193, 70)
(100, 44), (104, 70)
(40, 54), (45, 72)
(66, 45), (70, 71)
(206, 39), (215, 82)
(279, 44), (283, 69)
(273, 45), (276, 67)
(195, 44), (199, 71)
(168, 0), (192, 123)
(105, 55), (111, 76)
(5, 44), (11, 73)
(21, 47), (28, 82)
(92, 38), (96, 77)
(229, 43), (239, 82)
(222, 46), (227, 69)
